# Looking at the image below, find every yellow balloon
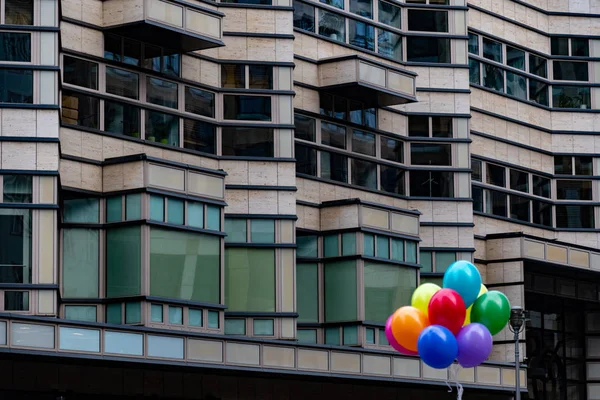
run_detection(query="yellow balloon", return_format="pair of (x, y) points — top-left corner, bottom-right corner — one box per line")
(411, 283), (441, 317)
(463, 284), (488, 326)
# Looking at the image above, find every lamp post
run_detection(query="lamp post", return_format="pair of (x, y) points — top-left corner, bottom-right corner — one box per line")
(509, 306), (526, 400)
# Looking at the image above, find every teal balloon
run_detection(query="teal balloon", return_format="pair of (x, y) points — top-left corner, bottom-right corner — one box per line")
(470, 291), (511, 336)
(442, 260), (482, 307)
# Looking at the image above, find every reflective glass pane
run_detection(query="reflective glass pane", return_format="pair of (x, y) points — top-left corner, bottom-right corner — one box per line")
(183, 119), (216, 154)
(321, 151), (348, 183)
(342, 232), (356, 255)
(208, 310), (219, 328)
(352, 130), (375, 156)
(553, 61), (588, 81)
(410, 170), (453, 197)
(3, 175), (31, 203)
(325, 327), (340, 345)
(167, 198), (184, 225)
(557, 180), (592, 200)
(189, 309), (203, 326)
(510, 195), (530, 222)
(125, 302), (141, 324)
(435, 252), (456, 273)
(64, 198), (99, 223)
(482, 63), (504, 92)
(351, 158), (377, 190)
(364, 262), (415, 322)
(420, 251), (432, 272)
(104, 100), (140, 138)
(65, 306), (97, 322)
(376, 235), (389, 258)
(6, 0), (33, 25)
(106, 303), (122, 324)
(293, 1), (315, 32)
(59, 327), (100, 352)
(529, 79), (549, 106)
(350, 0), (372, 18)
(223, 95), (272, 121)
(147, 335), (184, 359)
(506, 71), (526, 100)
(532, 200), (552, 227)
(551, 37), (569, 56)
(221, 127), (273, 157)
(533, 175), (551, 198)
(106, 67), (138, 99)
(378, 1), (400, 28)
(225, 219), (247, 243)
(64, 56), (97, 89)
(151, 304), (163, 322)
(378, 29), (402, 60)
(254, 319), (274, 335)
(407, 9), (448, 32)
(468, 33), (479, 54)
(250, 219), (275, 243)
(145, 110), (179, 146)
(105, 331), (143, 355)
(319, 9), (346, 42)
(221, 64), (245, 88)
(11, 323), (54, 348)
(188, 202), (204, 228)
(225, 249), (275, 312)
(185, 87), (215, 118)
(296, 144), (317, 176)
(381, 137), (403, 162)
(324, 234), (339, 257)
(206, 205), (220, 230)
(297, 329), (317, 343)
(556, 205), (594, 228)
(4, 291), (28, 311)
(146, 77), (178, 108)
(575, 156), (593, 175)
(325, 261), (357, 322)
(483, 37), (502, 62)
(321, 121), (346, 149)
(349, 19), (375, 51)
(510, 169), (529, 193)
(411, 143), (451, 165)
(391, 238), (404, 261)
(225, 319), (246, 335)
(0, 209), (31, 283)
(126, 193), (141, 220)
(506, 46), (525, 70)
(406, 37), (449, 63)
(469, 59), (480, 85)
(106, 226), (141, 297)
(487, 163), (506, 187)
(297, 235), (318, 258)
(320, 0), (343, 9)
(552, 86), (590, 109)
(380, 165), (405, 195)
(61, 90), (98, 127)
(572, 38), (589, 56)
(248, 65), (273, 89)
(485, 190), (507, 217)
(168, 306), (183, 324)
(343, 325), (358, 345)
(529, 54), (547, 78)
(63, 228), (99, 298)
(295, 114), (316, 141)
(297, 263), (318, 322)
(364, 233), (375, 257)
(150, 195), (164, 221)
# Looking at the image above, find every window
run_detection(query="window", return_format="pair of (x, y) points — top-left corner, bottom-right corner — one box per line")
(319, 93), (376, 128)
(0, 32), (30, 62)
(223, 95), (271, 121)
(572, 38), (589, 56)
(225, 249), (275, 312)
(104, 34), (180, 76)
(551, 37), (569, 56)
(406, 37), (450, 63)
(506, 46), (525, 70)
(248, 65), (273, 89)
(575, 157), (593, 175)
(529, 54), (547, 78)
(64, 198), (99, 223)
(407, 10), (448, 32)
(250, 219), (275, 243)
(510, 195), (530, 222)
(556, 180), (592, 200)
(63, 229), (99, 298)
(64, 57), (99, 90)
(432, 116), (453, 137)
(321, 0), (344, 9)
(378, 29), (402, 60)
(189, 309), (203, 326)
(297, 235), (318, 258)
(350, 0), (372, 18)
(472, 186), (483, 212)
(351, 158), (377, 189)
(410, 143), (451, 165)
(533, 175), (551, 198)
(225, 219), (246, 243)
(487, 163), (506, 187)
(553, 61), (588, 81)
(293, 1), (315, 32)
(555, 156), (592, 175)
(221, 127), (273, 157)
(409, 171), (453, 197)
(151, 304), (163, 322)
(3, 175), (31, 203)
(146, 77), (177, 109)
(552, 86), (590, 108)
(364, 262), (415, 323)
(510, 169), (528, 193)
(472, 159), (482, 181)
(482, 63), (504, 92)
(221, 64), (245, 88)
(167, 198), (183, 224)
(556, 205), (594, 229)
(532, 200), (552, 227)
(221, 0), (271, 4)
(185, 87), (214, 118)
(349, 19), (375, 51)
(321, 150), (348, 183)
(297, 263), (318, 322)
(483, 38), (502, 62)
(5, 291), (28, 311)
(552, 37), (588, 57)
(105, 100), (140, 138)
(145, 110), (179, 146)
(0, 209), (31, 283)
(295, 114), (316, 142)
(65, 306), (97, 322)
(469, 59), (480, 85)
(0, 68), (32, 103)
(324, 261), (357, 322)
(168, 306), (183, 324)
(321, 121), (346, 149)
(296, 143), (317, 175)
(324, 234), (339, 257)
(529, 79), (549, 106)
(468, 33), (479, 54)
(105, 67), (138, 99)
(408, 115), (428, 137)
(378, 1), (400, 28)
(485, 190), (507, 217)
(183, 119), (216, 154)
(61, 91), (98, 128)
(381, 137), (403, 163)
(5, 0), (33, 25)
(297, 329), (317, 343)
(506, 72), (526, 100)
(319, 9), (346, 42)
(225, 319), (246, 335)
(409, 115), (452, 138)
(352, 130), (375, 156)
(254, 319), (274, 336)
(106, 227), (141, 297)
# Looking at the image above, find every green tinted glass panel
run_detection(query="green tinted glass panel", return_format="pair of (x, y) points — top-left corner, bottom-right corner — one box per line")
(167, 198), (184, 225)
(364, 261), (416, 323)
(64, 198), (99, 223)
(188, 202), (204, 228)
(150, 228), (220, 303)
(325, 327), (340, 345)
(379, 329), (388, 345)
(406, 241), (417, 263)
(65, 305), (96, 322)
(297, 235), (318, 257)
(420, 276), (443, 287)
(225, 218), (247, 242)
(106, 226), (141, 297)
(225, 319), (246, 335)
(250, 219), (275, 243)
(151, 304), (163, 322)
(435, 252), (456, 273)
(391, 239), (404, 261)
(343, 325), (358, 345)
(420, 251), (433, 272)
(106, 303), (122, 324)
(106, 196), (122, 222)
(297, 263), (318, 323)
(253, 319), (274, 335)
(206, 205), (220, 230)
(297, 329), (317, 344)
(125, 193), (141, 220)
(63, 228), (99, 298)
(364, 233), (375, 256)
(225, 248), (275, 312)
(149, 195), (164, 221)
(366, 327), (375, 344)
(125, 302), (141, 324)
(189, 309), (203, 326)
(376, 236), (389, 259)
(341, 232), (356, 255)
(208, 310), (219, 328)
(169, 306), (183, 324)
(324, 261), (357, 322)
(323, 234), (339, 257)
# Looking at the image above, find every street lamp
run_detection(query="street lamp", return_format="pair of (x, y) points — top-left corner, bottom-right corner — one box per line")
(509, 306), (526, 400)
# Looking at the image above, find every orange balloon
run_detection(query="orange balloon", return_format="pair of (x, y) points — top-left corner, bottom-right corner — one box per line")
(391, 306), (430, 352)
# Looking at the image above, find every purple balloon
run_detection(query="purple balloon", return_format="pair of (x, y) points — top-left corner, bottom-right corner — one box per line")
(456, 323), (493, 368)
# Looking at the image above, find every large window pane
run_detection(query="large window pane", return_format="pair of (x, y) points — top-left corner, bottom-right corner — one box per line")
(295, 114), (316, 142)
(63, 229), (99, 298)
(106, 226), (141, 297)
(295, 143), (317, 176)
(469, 59), (480, 85)
(572, 38), (589, 56)
(533, 175), (551, 198)
(557, 180), (592, 200)
(409, 171), (453, 197)
(485, 190), (507, 217)
(381, 137), (403, 162)
(551, 37), (569, 56)
(250, 219), (275, 243)
(0, 209), (31, 283)
(65, 306), (97, 322)
(510, 169), (528, 193)
(487, 163), (506, 187)
(221, 64), (245, 88)
(249, 65), (273, 89)
(297, 263), (318, 323)
(483, 37), (502, 62)
(410, 143), (451, 165)
(432, 116), (452, 137)
(509, 195), (530, 222)
(64, 198), (99, 223)
(185, 87), (214, 118)
(104, 100), (140, 138)
(380, 165), (405, 195)
(221, 127), (273, 157)
(61, 91), (98, 128)
(352, 130), (375, 156)
(506, 46), (525, 70)
(145, 110), (179, 146)
(225, 249), (275, 312)
(468, 33), (479, 54)
(225, 219), (246, 243)
(350, 0), (372, 18)
(6, 0), (33, 25)
(575, 156), (593, 175)
(552, 86), (590, 109)
(378, 29), (402, 60)
(146, 77), (178, 109)
(293, 1), (315, 32)
(533, 200), (552, 227)
(482, 63), (504, 92)
(506, 72), (526, 100)
(150, 228), (220, 303)
(324, 234), (339, 257)
(321, 121), (346, 149)
(553, 61), (588, 81)
(407, 10), (448, 32)
(351, 158), (377, 189)
(324, 261), (357, 322)
(297, 235), (318, 258)
(378, 1), (400, 28)
(349, 19), (375, 51)
(529, 54), (547, 78)
(364, 262), (415, 323)
(435, 252), (456, 273)
(556, 205), (594, 229)
(106, 67), (138, 99)
(183, 119), (215, 154)
(529, 79), (549, 106)
(223, 95), (271, 121)
(321, 150), (348, 183)
(3, 175), (31, 203)
(63, 56), (98, 89)
(406, 37), (450, 63)
(319, 10), (346, 42)
(0, 68), (31, 103)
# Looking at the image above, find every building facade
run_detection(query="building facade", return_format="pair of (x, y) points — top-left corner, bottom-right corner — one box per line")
(0, 0), (599, 398)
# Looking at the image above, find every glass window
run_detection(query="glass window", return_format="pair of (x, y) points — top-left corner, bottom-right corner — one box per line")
(472, 159), (482, 182)
(168, 306), (183, 324)
(183, 118), (216, 155)
(149, 195), (164, 221)
(411, 143), (451, 165)
(105, 67), (138, 99)
(64, 198), (99, 223)
(184, 87), (214, 118)
(142, 44), (162, 73)
(321, 150), (348, 183)
(320, 0), (343, 9)
(61, 90), (98, 127)
(59, 327), (100, 353)
(293, 1), (315, 32)
(473, 186), (483, 212)
(325, 327), (340, 345)
(551, 37), (569, 56)
(487, 163), (506, 187)
(378, 1), (400, 28)
(206, 205), (220, 231)
(4, 291), (28, 311)
(145, 110), (179, 146)
(509, 195), (530, 222)
(248, 65), (273, 89)
(406, 241), (417, 263)
(468, 33), (479, 54)
(63, 56), (98, 89)
(343, 325), (357, 345)
(364, 262), (415, 322)
(532, 200), (552, 227)
(104, 331), (143, 356)
(324, 234), (339, 257)
(167, 198), (184, 225)
(297, 263), (318, 322)
(377, 30), (402, 60)
(147, 335), (184, 359)
(376, 235), (389, 259)
(533, 175), (551, 198)
(65, 306), (96, 322)
(350, 0), (372, 17)
(381, 137), (403, 162)
(250, 219), (275, 243)
(529, 79), (549, 106)
(221, 64), (245, 88)
(225, 218), (247, 243)
(485, 190), (507, 217)
(572, 38), (589, 56)
(321, 121), (346, 149)
(529, 54), (547, 78)
(151, 304), (163, 322)
(410, 170), (453, 197)
(106, 303), (122, 324)
(557, 180), (592, 200)
(104, 100), (140, 138)
(296, 144), (317, 176)
(63, 229), (99, 298)
(506, 46), (525, 70)
(223, 95), (271, 121)
(0, 209), (31, 283)
(391, 238), (404, 261)
(125, 193), (141, 220)
(125, 302), (141, 324)
(106, 226), (141, 297)
(408, 115), (428, 137)
(552, 86), (590, 109)
(366, 327), (375, 344)
(510, 169), (528, 193)
(319, 9), (346, 42)
(146, 77), (178, 109)
(297, 235), (318, 258)
(106, 196), (122, 222)
(351, 158), (377, 190)
(3, 175), (31, 203)
(483, 38), (502, 62)
(341, 232), (356, 255)
(555, 155), (573, 174)
(162, 53), (180, 77)
(435, 252), (456, 273)
(222, 127), (273, 157)
(575, 156), (593, 175)
(324, 261), (357, 322)
(556, 205), (594, 228)
(189, 309), (203, 326)
(208, 310), (219, 328)
(225, 248), (275, 312)
(407, 10), (448, 32)
(298, 329), (317, 343)
(150, 228), (220, 303)
(254, 319), (274, 336)
(407, 37), (450, 63)
(553, 61), (588, 81)
(469, 59), (480, 85)
(379, 329), (388, 345)
(506, 72), (526, 100)
(420, 251), (432, 272)
(349, 19), (375, 51)
(5, 0), (33, 25)
(432, 116), (452, 137)
(482, 63), (504, 92)
(295, 114), (316, 142)
(364, 233), (375, 257)
(188, 202), (204, 228)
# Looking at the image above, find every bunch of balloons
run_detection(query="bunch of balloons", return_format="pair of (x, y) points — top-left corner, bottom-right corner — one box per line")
(385, 260), (511, 369)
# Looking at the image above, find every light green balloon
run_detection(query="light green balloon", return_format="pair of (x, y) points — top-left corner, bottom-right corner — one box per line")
(470, 291), (510, 336)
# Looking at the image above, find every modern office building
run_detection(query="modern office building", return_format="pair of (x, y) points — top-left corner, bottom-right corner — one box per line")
(0, 0), (599, 398)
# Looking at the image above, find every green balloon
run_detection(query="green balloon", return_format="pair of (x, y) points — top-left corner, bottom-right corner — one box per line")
(470, 291), (510, 336)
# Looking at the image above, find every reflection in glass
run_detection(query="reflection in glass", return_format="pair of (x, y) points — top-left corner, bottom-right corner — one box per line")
(145, 110), (179, 146)
(378, 29), (402, 60)
(321, 121), (346, 149)
(506, 71), (526, 100)
(469, 59), (480, 85)
(105, 331), (143, 355)
(223, 95), (272, 121)
(410, 143), (451, 165)
(551, 37), (569, 56)
(351, 158), (377, 189)
(0, 32), (30, 62)
(319, 10), (346, 42)
(64, 56), (98, 89)
(510, 195), (530, 222)
(221, 64), (245, 88)
(575, 156), (592, 175)
(146, 77), (178, 109)
(295, 144), (317, 176)
(468, 33), (479, 54)
(352, 130), (375, 156)
(472, 186), (483, 212)
(407, 10), (448, 32)
(432, 116), (452, 137)
(483, 37), (502, 62)
(552, 86), (590, 109)
(472, 159), (482, 182)
(293, 1), (315, 32)
(487, 163), (506, 187)
(380, 165), (404, 195)
(349, 19), (375, 51)
(0, 69), (32, 103)
(3, 175), (31, 203)
(104, 100), (140, 138)
(557, 180), (592, 200)
(529, 79), (549, 106)
(106, 67), (138, 99)
(378, 1), (400, 28)
(61, 91), (98, 128)
(556, 205), (594, 228)
(409, 171), (453, 197)
(529, 54), (547, 78)
(147, 335), (184, 359)
(320, 0), (344, 8)
(532, 200), (552, 227)
(506, 46), (525, 70)
(6, 0), (33, 25)
(350, 0), (372, 17)
(4, 291), (28, 311)
(183, 119), (215, 154)
(510, 169), (528, 193)
(553, 61), (588, 81)
(295, 114), (316, 141)
(221, 127), (273, 157)
(482, 63), (504, 92)
(249, 65), (273, 89)
(59, 327), (100, 352)
(572, 38), (589, 56)
(533, 175), (551, 198)
(185, 87), (215, 118)
(406, 37), (450, 63)
(485, 190), (507, 217)
(321, 151), (348, 183)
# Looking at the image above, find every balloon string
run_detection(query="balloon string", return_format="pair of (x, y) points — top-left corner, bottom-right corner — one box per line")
(448, 364), (464, 400)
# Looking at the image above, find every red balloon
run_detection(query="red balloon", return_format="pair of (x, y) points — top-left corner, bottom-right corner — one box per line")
(428, 288), (466, 335)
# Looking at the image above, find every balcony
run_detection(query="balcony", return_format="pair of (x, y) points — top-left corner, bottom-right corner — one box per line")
(317, 56), (417, 108)
(102, 0), (224, 52)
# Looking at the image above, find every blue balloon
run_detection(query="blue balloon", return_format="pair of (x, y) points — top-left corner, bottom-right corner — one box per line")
(418, 325), (458, 369)
(443, 260), (482, 307)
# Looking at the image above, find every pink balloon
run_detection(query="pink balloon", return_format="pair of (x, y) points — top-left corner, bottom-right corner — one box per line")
(385, 315), (418, 355)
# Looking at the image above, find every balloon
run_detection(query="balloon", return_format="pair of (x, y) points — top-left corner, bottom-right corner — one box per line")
(456, 323), (493, 368)
(411, 283), (441, 317)
(470, 291), (511, 336)
(385, 315), (418, 355)
(391, 306), (430, 352)
(443, 260), (482, 307)
(428, 288), (466, 335)
(464, 284), (488, 326)
(417, 325), (458, 369)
